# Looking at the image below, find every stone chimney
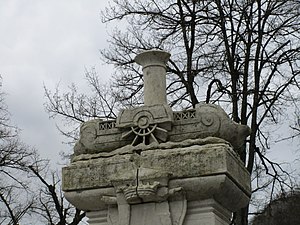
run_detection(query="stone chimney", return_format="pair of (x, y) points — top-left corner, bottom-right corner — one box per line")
(134, 50), (170, 105)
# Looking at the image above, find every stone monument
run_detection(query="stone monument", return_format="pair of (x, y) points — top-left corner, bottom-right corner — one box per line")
(62, 50), (251, 225)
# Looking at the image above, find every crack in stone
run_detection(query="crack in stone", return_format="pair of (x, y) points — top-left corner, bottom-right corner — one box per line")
(135, 168), (143, 203)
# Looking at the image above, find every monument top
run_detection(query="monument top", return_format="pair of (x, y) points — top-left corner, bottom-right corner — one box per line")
(63, 50), (251, 225)
(73, 49), (250, 158)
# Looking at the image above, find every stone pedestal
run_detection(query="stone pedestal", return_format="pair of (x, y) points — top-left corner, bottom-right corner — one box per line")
(85, 200), (231, 225)
(63, 141), (251, 225)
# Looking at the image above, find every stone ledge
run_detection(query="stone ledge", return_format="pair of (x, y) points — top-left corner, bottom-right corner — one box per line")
(63, 142), (250, 197)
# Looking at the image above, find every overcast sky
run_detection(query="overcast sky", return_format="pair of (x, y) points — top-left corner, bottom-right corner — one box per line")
(0, 0), (113, 166)
(0, 0), (299, 180)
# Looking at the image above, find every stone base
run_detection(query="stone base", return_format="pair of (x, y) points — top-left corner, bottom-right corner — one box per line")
(85, 199), (231, 225)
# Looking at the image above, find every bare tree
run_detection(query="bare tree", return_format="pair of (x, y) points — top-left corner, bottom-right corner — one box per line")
(0, 78), (85, 224)
(100, 1), (300, 224)
(0, 80), (40, 224)
(29, 165), (86, 225)
(251, 189), (300, 225)
(44, 1), (300, 224)
(44, 68), (119, 143)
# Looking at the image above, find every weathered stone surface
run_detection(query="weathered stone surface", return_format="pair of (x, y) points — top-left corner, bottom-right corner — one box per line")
(169, 175), (249, 212)
(73, 103), (250, 156)
(63, 140), (249, 191)
(72, 51), (250, 156)
(73, 119), (130, 155)
(71, 137), (230, 162)
(63, 142), (250, 213)
(170, 103), (250, 151)
(63, 50), (251, 225)
(64, 188), (115, 211)
(63, 153), (137, 191)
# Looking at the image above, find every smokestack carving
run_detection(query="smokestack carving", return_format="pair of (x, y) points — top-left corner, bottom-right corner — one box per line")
(134, 50), (170, 105)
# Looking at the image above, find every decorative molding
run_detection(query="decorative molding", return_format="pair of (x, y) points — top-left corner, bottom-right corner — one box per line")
(174, 110), (196, 121)
(99, 120), (116, 130)
(121, 181), (160, 204)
